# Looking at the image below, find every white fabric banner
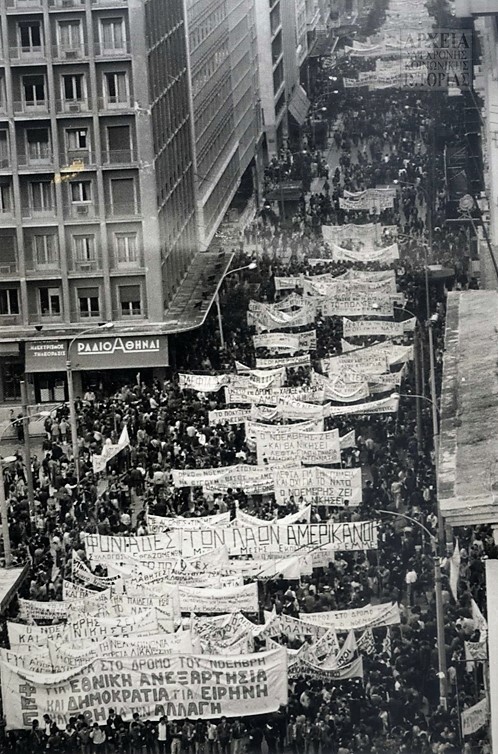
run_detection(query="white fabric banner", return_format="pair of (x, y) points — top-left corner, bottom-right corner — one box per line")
(311, 371), (370, 403)
(92, 426), (130, 474)
(274, 276), (302, 291)
(254, 354), (311, 369)
(72, 551), (122, 590)
(0, 648), (53, 674)
(321, 294), (394, 318)
(146, 512), (231, 532)
(171, 464), (289, 494)
(272, 466), (362, 506)
(1, 648), (288, 728)
(253, 331), (316, 354)
(256, 428), (340, 466)
(343, 318), (405, 338)
(182, 520), (377, 557)
(245, 418), (323, 442)
(461, 698), (489, 737)
(208, 408), (252, 425)
(178, 583), (258, 614)
(275, 399), (327, 423)
(178, 374), (229, 393)
(324, 394), (399, 417)
(83, 532), (181, 562)
(304, 602), (401, 631)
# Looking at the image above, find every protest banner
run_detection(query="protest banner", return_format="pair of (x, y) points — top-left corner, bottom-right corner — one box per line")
(18, 599), (70, 622)
(230, 367), (286, 388)
(249, 303), (315, 332)
(178, 373), (229, 393)
(272, 466), (362, 506)
(182, 520), (377, 558)
(245, 418), (323, 442)
(273, 292), (305, 311)
(321, 294), (394, 318)
(146, 512), (231, 532)
(225, 382), (320, 406)
(321, 347), (390, 375)
(256, 428), (340, 466)
(83, 532), (181, 563)
(254, 354), (312, 369)
(289, 654), (364, 681)
(253, 330), (317, 354)
(461, 698), (488, 737)
(92, 426), (130, 474)
(250, 405), (281, 422)
(49, 631), (195, 671)
(259, 612), (329, 642)
(171, 464), (288, 495)
(339, 429), (356, 449)
(208, 407), (250, 426)
(464, 640), (487, 667)
(343, 318), (405, 338)
(304, 602), (401, 631)
(229, 556), (303, 581)
(275, 399), (327, 423)
(274, 276), (302, 291)
(178, 583), (258, 614)
(72, 551), (122, 590)
(0, 647), (288, 728)
(324, 394), (399, 417)
(0, 648), (53, 674)
(62, 581), (112, 605)
(311, 371), (370, 403)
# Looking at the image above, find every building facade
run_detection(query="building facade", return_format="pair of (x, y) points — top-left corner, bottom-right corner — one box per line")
(0, 0), (197, 405)
(185, 0), (262, 250)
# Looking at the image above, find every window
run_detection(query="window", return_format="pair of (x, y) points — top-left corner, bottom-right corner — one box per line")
(57, 20), (82, 51)
(30, 181), (53, 212)
(111, 177), (135, 214)
(104, 71), (128, 106)
(18, 22), (42, 51)
(0, 289), (19, 316)
(114, 232), (138, 265)
(23, 75), (46, 108)
(106, 124), (131, 162)
(100, 17), (126, 52)
(119, 284), (141, 316)
(26, 129), (50, 163)
(62, 74), (85, 102)
(78, 287), (100, 318)
(39, 287), (61, 317)
(73, 235), (95, 262)
(66, 128), (88, 152)
(0, 131), (9, 168)
(70, 180), (91, 203)
(0, 184), (11, 213)
(33, 235), (58, 268)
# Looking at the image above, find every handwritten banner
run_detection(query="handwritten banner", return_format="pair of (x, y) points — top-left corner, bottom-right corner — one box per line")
(324, 394), (399, 417)
(321, 294), (394, 318)
(1, 648), (288, 728)
(256, 429), (340, 466)
(272, 467), (362, 506)
(253, 331), (316, 354)
(83, 532), (181, 562)
(178, 583), (258, 614)
(461, 698), (488, 737)
(179, 374), (229, 392)
(208, 407), (252, 426)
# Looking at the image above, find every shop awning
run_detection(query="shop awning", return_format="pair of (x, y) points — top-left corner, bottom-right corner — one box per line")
(162, 249), (234, 333)
(288, 85), (310, 126)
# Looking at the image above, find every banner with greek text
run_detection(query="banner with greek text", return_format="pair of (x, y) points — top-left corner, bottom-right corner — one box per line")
(248, 304), (315, 332)
(171, 465), (288, 494)
(321, 347), (389, 375)
(311, 371), (370, 403)
(253, 332), (316, 354)
(62, 581), (112, 605)
(83, 532), (181, 563)
(230, 368), (286, 389)
(146, 512), (231, 532)
(275, 399), (327, 423)
(254, 354), (312, 369)
(225, 383), (319, 406)
(304, 602), (401, 631)
(72, 551), (122, 590)
(321, 294), (394, 318)
(273, 292), (306, 311)
(289, 654), (364, 681)
(0, 648), (53, 674)
(324, 394), (399, 417)
(178, 583), (258, 614)
(343, 318), (406, 338)
(461, 698), (489, 737)
(256, 429), (340, 466)
(245, 419), (324, 443)
(208, 408), (252, 426)
(179, 374), (229, 393)
(340, 430), (356, 449)
(274, 276), (302, 291)
(18, 599), (70, 622)
(1, 647), (288, 728)
(182, 520), (377, 558)
(272, 467), (362, 506)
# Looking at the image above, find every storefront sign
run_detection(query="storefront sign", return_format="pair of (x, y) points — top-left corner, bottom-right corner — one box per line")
(73, 335), (169, 369)
(25, 340), (67, 372)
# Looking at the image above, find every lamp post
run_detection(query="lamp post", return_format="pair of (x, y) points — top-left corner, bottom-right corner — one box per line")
(377, 508), (448, 710)
(215, 261), (257, 349)
(66, 322), (114, 486)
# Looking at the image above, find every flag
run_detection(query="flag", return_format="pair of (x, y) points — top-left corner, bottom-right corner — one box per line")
(92, 426), (130, 474)
(471, 599), (488, 642)
(357, 628), (376, 656)
(449, 538), (461, 602)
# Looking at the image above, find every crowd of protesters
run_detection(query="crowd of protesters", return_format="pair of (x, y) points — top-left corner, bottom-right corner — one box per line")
(0, 0), (492, 752)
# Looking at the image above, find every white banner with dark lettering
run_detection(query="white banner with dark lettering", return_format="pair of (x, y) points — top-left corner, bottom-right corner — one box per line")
(208, 408), (252, 426)
(253, 332), (316, 354)
(179, 374), (229, 393)
(182, 520), (377, 557)
(256, 429), (340, 466)
(178, 583), (258, 614)
(343, 318), (407, 338)
(254, 354), (311, 370)
(0, 648), (288, 728)
(304, 602), (401, 631)
(272, 467), (362, 506)
(83, 532), (181, 562)
(324, 394), (399, 417)
(245, 419), (323, 442)
(461, 698), (489, 737)
(321, 294), (394, 318)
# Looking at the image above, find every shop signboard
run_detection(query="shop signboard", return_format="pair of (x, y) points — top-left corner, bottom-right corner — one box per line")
(72, 335), (169, 369)
(25, 340), (67, 373)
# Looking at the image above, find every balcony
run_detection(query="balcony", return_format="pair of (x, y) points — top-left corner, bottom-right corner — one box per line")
(0, 209), (15, 225)
(70, 257), (102, 273)
(13, 100), (49, 117)
(98, 96), (133, 112)
(65, 203), (97, 220)
(9, 46), (46, 64)
(21, 206), (57, 222)
(101, 147), (136, 166)
(108, 202), (140, 218)
(0, 260), (18, 276)
(18, 151), (53, 170)
(6, 0), (43, 9)
(60, 150), (95, 170)
(94, 41), (131, 59)
(51, 44), (88, 62)
(55, 98), (92, 115)
(49, 0), (85, 7)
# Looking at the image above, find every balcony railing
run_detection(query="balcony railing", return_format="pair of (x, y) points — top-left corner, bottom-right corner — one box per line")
(70, 257), (102, 273)
(60, 150), (95, 169)
(101, 147), (136, 165)
(49, 0), (85, 7)
(9, 45), (46, 62)
(65, 203), (97, 220)
(18, 151), (53, 168)
(21, 206), (57, 220)
(94, 41), (131, 57)
(51, 44), (88, 62)
(55, 98), (92, 114)
(13, 100), (49, 115)
(98, 96), (132, 111)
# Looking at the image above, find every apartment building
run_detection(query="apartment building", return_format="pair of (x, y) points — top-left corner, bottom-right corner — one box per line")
(0, 0), (200, 404)
(185, 0), (263, 250)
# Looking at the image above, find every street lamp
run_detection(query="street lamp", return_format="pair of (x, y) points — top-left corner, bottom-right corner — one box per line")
(215, 262), (257, 349)
(377, 509), (448, 710)
(66, 322), (114, 486)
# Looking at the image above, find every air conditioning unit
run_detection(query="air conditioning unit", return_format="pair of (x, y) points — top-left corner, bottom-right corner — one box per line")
(76, 205), (89, 215)
(68, 102), (81, 112)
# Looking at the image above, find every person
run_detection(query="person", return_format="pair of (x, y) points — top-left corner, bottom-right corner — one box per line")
(107, 708), (124, 752)
(217, 717), (232, 754)
(157, 716), (169, 754)
(89, 723), (106, 752)
(77, 723), (92, 754)
(169, 720), (182, 754)
(193, 719), (207, 754)
(28, 719), (44, 754)
(231, 718), (246, 754)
